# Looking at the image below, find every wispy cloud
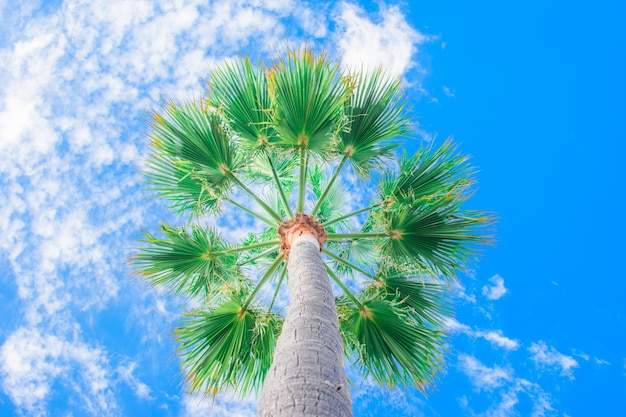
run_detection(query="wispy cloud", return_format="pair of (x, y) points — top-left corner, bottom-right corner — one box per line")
(446, 318), (519, 351)
(0, 327), (117, 417)
(528, 341), (579, 379)
(458, 354), (512, 391)
(442, 86), (455, 97)
(117, 361), (153, 401)
(482, 274), (507, 300)
(458, 356), (556, 417)
(451, 280), (477, 303)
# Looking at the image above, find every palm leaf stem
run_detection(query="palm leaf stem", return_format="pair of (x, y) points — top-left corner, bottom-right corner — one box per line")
(310, 155), (348, 216)
(297, 146), (308, 213)
(322, 202), (382, 227)
(266, 267), (287, 314)
(237, 246), (279, 267)
(224, 197), (277, 227)
(242, 253), (285, 309)
(325, 265), (362, 308)
(212, 240), (280, 257)
(322, 249), (376, 280)
(326, 232), (388, 240)
(229, 174), (284, 223)
(265, 149), (293, 218)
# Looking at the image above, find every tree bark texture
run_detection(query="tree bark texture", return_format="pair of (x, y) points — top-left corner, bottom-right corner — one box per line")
(257, 234), (352, 417)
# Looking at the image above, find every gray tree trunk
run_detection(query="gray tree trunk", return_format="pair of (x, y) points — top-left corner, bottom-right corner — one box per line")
(257, 234), (352, 417)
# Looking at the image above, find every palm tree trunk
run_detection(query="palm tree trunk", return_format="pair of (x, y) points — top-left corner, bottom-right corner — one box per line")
(257, 234), (352, 417)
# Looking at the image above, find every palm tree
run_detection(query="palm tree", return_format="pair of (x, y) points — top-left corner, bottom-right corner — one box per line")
(133, 49), (493, 417)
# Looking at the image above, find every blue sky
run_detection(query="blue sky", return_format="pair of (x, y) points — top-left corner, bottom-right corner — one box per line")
(1, 1), (624, 416)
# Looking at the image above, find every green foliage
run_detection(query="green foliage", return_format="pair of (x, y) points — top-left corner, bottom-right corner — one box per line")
(338, 297), (444, 389)
(133, 223), (243, 299)
(135, 48), (494, 398)
(339, 68), (410, 176)
(209, 56), (277, 149)
(146, 100), (242, 214)
(373, 139), (494, 279)
(177, 298), (282, 396)
(268, 49), (348, 154)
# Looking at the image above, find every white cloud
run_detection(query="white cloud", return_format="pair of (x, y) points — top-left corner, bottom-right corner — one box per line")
(0, 327), (116, 417)
(528, 341), (579, 379)
(482, 274), (507, 300)
(117, 361), (153, 401)
(451, 280), (476, 303)
(458, 354), (512, 391)
(594, 357), (611, 366)
(442, 86), (455, 97)
(445, 318), (519, 351)
(481, 330), (520, 351)
(458, 359), (556, 417)
(334, 2), (430, 77)
(180, 393), (257, 417)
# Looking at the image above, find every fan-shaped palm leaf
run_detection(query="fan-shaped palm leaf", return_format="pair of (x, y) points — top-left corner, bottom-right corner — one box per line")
(147, 100), (242, 212)
(373, 268), (450, 325)
(209, 56), (277, 149)
(268, 48), (348, 154)
(133, 223), (246, 298)
(338, 297), (444, 389)
(380, 139), (474, 207)
(145, 156), (223, 214)
(339, 67), (410, 176)
(378, 203), (493, 278)
(176, 298), (282, 396)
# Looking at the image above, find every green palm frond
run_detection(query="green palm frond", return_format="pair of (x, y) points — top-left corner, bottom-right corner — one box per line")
(339, 68), (410, 176)
(374, 268), (450, 325)
(377, 202), (492, 279)
(177, 298), (282, 396)
(381, 139), (474, 207)
(146, 99), (242, 214)
(145, 156), (223, 214)
(374, 140), (494, 278)
(268, 48), (348, 154)
(133, 223), (243, 298)
(338, 297), (445, 389)
(208, 56), (277, 149)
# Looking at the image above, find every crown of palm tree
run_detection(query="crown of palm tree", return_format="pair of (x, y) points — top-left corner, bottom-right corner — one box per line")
(133, 48), (493, 398)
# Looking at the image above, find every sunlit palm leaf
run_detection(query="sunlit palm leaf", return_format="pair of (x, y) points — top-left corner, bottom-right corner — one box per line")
(338, 297), (444, 389)
(374, 268), (450, 325)
(133, 223), (242, 298)
(145, 156), (223, 214)
(209, 56), (277, 148)
(378, 203), (493, 279)
(339, 68), (409, 175)
(268, 48), (348, 154)
(380, 139), (474, 207)
(177, 298), (282, 396)
(146, 100), (242, 214)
